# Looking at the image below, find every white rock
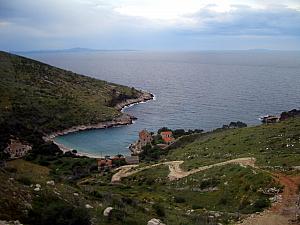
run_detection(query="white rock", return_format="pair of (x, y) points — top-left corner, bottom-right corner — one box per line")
(147, 218), (166, 225)
(103, 207), (113, 216)
(34, 187), (40, 192)
(73, 193), (79, 196)
(35, 184), (41, 188)
(85, 204), (93, 209)
(54, 191), (60, 195)
(46, 180), (55, 186)
(214, 212), (221, 217)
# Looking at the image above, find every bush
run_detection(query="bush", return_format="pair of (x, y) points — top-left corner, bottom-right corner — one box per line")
(26, 194), (91, 225)
(153, 203), (165, 217)
(108, 209), (127, 221)
(200, 177), (220, 189)
(253, 198), (270, 212)
(174, 196), (186, 203)
(4, 167), (17, 173)
(17, 176), (32, 186)
(32, 142), (62, 156)
(219, 197), (228, 205)
(157, 127), (172, 134)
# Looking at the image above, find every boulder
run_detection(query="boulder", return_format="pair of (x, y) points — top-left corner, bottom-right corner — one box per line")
(147, 218), (166, 225)
(85, 204), (93, 209)
(46, 180), (55, 186)
(103, 207), (113, 216)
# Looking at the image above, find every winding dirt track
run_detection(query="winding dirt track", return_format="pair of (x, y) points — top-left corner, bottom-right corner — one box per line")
(111, 157), (256, 183)
(238, 174), (300, 225)
(111, 158), (300, 225)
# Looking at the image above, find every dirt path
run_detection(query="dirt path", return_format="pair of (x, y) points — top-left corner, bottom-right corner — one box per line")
(237, 173), (300, 225)
(111, 157), (255, 182)
(167, 157), (256, 181)
(111, 157), (300, 224)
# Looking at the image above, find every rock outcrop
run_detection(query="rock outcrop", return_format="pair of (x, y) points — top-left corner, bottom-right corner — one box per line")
(103, 207), (114, 217)
(280, 109), (300, 121)
(147, 218), (166, 225)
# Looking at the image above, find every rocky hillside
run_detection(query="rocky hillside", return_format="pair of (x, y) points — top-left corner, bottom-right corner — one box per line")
(0, 51), (150, 152)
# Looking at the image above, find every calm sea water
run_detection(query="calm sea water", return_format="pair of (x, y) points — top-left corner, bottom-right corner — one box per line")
(23, 51), (300, 156)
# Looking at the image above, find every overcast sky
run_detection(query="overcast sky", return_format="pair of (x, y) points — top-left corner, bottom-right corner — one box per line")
(0, 0), (300, 51)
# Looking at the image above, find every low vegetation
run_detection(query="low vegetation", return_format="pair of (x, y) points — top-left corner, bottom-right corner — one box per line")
(0, 51), (142, 159)
(1, 51), (300, 225)
(1, 117), (299, 225)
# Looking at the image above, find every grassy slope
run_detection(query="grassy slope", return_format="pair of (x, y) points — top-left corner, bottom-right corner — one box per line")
(1, 51), (299, 224)
(1, 118), (299, 225)
(166, 117), (300, 170)
(75, 118), (299, 224)
(0, 51), (140, 133)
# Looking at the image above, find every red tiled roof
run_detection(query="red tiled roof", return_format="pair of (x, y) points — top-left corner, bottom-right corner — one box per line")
(161, 131), (172, 135)
(162, 137), (174, 143)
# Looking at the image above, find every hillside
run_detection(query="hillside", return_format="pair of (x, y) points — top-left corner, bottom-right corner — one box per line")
(0, 51), (151, 151)
(1, 52), (299, 225)
(1, 116), (299, 225)
(166, 117), (300, 169)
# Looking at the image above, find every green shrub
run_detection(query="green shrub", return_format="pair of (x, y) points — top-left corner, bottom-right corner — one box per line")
(253, 198), (270, 212)
(153, 203), (165, 217)
(26, 193), (91, 225)
(108, 209), (127, 221)
(174, 196), (186, 203)
(4, 167), (17, 173)
(17, 176), (32, 186)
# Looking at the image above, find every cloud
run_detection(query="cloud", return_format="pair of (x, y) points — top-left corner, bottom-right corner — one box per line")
(181, 4), (300, 36)
(0, 0), (299, 50)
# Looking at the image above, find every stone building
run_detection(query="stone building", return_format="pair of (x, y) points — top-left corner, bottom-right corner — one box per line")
(138, 129), (153, 148)
(125, 155), (139, 164)
(4, 139), (32, 158)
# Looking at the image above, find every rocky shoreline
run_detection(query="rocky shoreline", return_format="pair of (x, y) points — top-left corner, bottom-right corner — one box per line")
(44, 90), (154, 155)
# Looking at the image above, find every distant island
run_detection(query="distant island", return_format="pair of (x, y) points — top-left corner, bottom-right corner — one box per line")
(13, 48), (139, 55)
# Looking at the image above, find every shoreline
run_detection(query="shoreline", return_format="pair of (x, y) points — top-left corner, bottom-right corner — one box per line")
(44, 90), (154, 157)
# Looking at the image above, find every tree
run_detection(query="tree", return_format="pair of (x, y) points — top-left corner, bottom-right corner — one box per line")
(157, 127), (172, 134)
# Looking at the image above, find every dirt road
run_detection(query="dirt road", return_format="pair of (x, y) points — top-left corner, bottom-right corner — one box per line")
(111, 157), (300, 225)
(111, 157), (255, 182)
(238, 173), (300, 225)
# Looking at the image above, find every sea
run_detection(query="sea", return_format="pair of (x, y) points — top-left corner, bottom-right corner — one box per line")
(22, 51), (300, 157)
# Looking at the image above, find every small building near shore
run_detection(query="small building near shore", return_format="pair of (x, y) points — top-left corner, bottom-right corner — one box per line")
(160, 131), (175, 145)
(4, 139), (32, 159)
(125, 155), (139, 165)
(261, 115), (280, 124)
(129, 129), (153, 154)
(138, 129), (153, 147)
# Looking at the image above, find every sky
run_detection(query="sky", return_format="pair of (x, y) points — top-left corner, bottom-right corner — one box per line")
(0, 0), (300, 51)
